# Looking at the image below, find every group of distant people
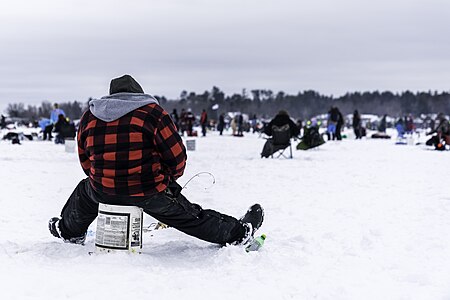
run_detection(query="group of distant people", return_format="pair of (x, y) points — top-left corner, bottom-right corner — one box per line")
(259, 106), (450, 156)
(39, 103), (76, 144)
(260, 109), (332, 157)
(392, 113), (449, 150)
(1, 104), (75, 145)
(170, 108), (197, 136)
(143, 102), (450, 152)
(218, 113), (246, 137)
(3, 96), (448, 153)
(394, 115), (416, 140)
(169, 108), (249, 138)
(325, 106), (344, 140)
(355, 111), (450, 150)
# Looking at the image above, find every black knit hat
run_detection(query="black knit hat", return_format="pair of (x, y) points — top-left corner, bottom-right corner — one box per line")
(109, 75), (144, 95)
(278, 110), (289, 116)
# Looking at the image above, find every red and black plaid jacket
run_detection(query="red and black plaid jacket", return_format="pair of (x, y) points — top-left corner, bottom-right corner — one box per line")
(77, 104), (186, 196)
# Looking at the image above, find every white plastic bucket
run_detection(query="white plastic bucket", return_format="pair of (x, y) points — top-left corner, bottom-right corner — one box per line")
(407, 135), (414, 145)
(95, 203), (143, 253)
(186, 139), (196, 151)
(65, 138), (76, 153)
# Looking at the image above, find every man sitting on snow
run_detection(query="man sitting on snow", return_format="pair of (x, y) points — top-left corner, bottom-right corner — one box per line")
(49, 75), (263, 246)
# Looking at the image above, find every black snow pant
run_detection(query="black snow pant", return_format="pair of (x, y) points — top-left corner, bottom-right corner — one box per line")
(353, 127), (362, 139)
(58, 178), (247, 245)
(201, 124), (207, 136)
(43, 124), (53, 141)
(335, 124), (343, 140)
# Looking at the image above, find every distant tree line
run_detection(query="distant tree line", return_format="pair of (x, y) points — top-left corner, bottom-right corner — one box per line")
(5, 88), (450, 123)
(162, 88), (450, 120)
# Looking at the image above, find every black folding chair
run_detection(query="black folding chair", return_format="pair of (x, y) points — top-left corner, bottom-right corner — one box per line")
(271, 124), (292, 159)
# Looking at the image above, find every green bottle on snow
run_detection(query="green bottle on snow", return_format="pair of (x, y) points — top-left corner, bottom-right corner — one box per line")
(245, 234), (266, 252)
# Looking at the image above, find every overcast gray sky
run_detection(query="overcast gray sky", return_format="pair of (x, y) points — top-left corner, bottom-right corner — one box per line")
(1, 0), (449, 112)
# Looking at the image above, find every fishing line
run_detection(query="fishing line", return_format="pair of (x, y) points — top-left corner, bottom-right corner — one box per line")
(142, 172), (216, 232)
(182, 172), (216, 190)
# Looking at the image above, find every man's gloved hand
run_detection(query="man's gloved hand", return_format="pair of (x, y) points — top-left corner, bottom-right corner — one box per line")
(167, 180), (182, 197)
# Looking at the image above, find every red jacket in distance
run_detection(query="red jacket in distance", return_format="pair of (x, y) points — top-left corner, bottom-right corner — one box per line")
(200, 111), (208, 124)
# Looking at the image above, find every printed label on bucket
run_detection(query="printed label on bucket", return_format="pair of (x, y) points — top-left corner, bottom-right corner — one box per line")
(130, 216), (141, 247)
(96, 212), (129, 249)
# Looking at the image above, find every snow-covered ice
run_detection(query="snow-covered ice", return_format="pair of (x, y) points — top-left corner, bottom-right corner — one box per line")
(1, 130), (449, 300)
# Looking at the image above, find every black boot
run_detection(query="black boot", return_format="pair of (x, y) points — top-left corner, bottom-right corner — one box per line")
(48, 217), (86, 245)
(239, 204), (264, 243)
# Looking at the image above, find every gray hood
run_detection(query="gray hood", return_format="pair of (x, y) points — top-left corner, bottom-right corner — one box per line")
(89, 93), (159, 122)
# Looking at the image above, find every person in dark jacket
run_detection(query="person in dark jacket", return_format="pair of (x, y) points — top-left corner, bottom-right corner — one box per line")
(49, 75), (263, 246)
(263, 110), (300, 138)
(217, 113), (225, 135)
(296, 119), (303, 137)
(237, 114), (244, 136)
(261, 110), (300, 158)
(185, 108), (195, 136)
(170, 109), (179, 131)
(54, 114), (76, 144)
(352, 110), (362, 139)
(378, 114), (387, 133)
(179, 108), (186, 136)
(426, 113), (450, 150)
(0, 115), (6, 129)
(335, 108), (344, 140)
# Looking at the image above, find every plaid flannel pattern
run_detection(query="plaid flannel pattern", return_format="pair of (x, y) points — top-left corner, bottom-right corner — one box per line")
(77, 104), (186, 196)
